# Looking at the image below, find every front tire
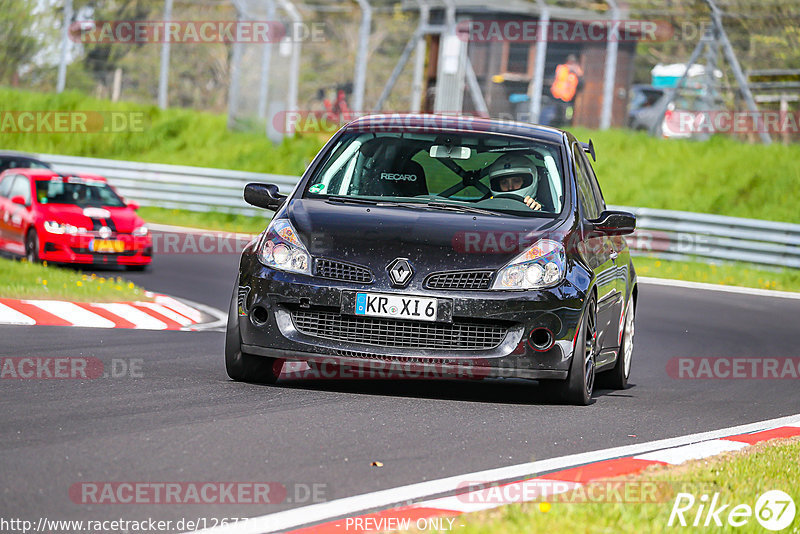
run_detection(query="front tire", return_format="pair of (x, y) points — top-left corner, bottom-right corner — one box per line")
(600, 299), (635, 390)
(562, 295), (598, 405)
(25, 229), (40, 263)
(225, 280), (281, 384)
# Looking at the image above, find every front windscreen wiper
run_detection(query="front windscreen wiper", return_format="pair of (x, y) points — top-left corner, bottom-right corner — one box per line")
(324, 195), (380, 205)
(425, 201), (501, 217)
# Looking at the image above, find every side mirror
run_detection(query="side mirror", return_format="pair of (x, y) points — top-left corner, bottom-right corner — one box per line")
(10, 195), (27, 206)
(128, 200), (140, 210)
(590, 210), (636, 236)
(244, 183), (286, 211)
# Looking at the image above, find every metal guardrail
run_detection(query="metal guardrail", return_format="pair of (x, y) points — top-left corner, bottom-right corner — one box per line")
(613, 206), (800, 269)
(39, 153), (800, 269)
(40, 153), (298, 217)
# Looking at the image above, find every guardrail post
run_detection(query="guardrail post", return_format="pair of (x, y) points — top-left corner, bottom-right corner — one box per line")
(528, 0), (550, 124)
(277, 0), (303, 135)
(158, 0), (174, 109)
(352, 0), (372, 114)
(600, 0), (619, 130)
(56, 0), (74, 94)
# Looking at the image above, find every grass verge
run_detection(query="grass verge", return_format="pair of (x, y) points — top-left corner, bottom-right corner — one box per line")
(633, 256), (800, 293)
(137, 206), (270, 234)
(4, 88), (800, 223)
(569, 126), (800, 224)
(0, 257), (148, 302)
(437, 437), (799, 534)
(0, 88), (325, 175)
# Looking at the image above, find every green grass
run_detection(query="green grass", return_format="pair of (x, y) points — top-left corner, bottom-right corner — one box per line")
(633, 256), (800, 292)
(4, 88), (800, 224)
(0, 87), (324, 175)
(436, 437), (800, 534)
(0, 257), (148, 302)
(137, 206), (270, 234)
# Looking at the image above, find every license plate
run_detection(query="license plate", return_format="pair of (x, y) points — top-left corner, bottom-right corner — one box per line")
(90, 239), (125, 253)
(355, 292), (438, 322)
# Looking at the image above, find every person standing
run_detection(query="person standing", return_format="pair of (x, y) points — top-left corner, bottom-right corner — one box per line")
(550, 54), (584, 126)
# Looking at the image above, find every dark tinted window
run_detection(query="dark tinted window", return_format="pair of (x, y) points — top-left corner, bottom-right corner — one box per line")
(578, 151), (606, 212)
(572, 145), (599, 219)
(35, 177), (126, 207)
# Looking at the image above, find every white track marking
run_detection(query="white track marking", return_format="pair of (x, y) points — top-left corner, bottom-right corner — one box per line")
(23, 301), (115, 328)
(172, 296), (228, 331)
(151, 294), (204, 323)
(639, 276), (800, 300)
(135, 302), (193, 326)
(192, 413), (800, 534)
(0, 303), (35, 325)
(90, 303), (168, 330)
(634, 439), (748, 465)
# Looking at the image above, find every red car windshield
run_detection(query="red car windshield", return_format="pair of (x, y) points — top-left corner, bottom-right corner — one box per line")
(35, 177), (126, 208)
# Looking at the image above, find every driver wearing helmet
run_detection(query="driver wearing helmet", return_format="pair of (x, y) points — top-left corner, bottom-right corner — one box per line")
(487, 154), (542, 210)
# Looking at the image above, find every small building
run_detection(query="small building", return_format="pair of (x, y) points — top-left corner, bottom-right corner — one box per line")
(402, 0), (639, 128)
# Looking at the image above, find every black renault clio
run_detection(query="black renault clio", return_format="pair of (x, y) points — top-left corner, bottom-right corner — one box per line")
(226, 115), (637, 405)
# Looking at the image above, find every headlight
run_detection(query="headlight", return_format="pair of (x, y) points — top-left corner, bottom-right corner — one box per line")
(44, 221), (65, 234)
(132, 225), (149, 237)
(492, 239), (566, 290)
(43, 221), (86, 235)
(257, 218), (311, 275)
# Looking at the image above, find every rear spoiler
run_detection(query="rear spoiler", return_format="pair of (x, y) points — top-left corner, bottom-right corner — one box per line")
(580, 140), (596, 162)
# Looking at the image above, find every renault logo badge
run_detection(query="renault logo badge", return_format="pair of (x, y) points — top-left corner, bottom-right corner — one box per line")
(387, 258), (414, 288)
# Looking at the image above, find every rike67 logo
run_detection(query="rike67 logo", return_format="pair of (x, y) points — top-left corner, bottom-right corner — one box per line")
(668, 490), (796, 531)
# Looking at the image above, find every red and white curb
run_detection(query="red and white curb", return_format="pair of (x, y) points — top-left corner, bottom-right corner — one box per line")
(192, 413), (800, 534)
(0, 292), (225, 331)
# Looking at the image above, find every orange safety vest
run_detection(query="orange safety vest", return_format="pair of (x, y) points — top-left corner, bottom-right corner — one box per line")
(550, 64), (579, 103)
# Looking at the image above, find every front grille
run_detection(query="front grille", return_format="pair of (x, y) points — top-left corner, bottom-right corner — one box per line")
(314, 258), (373, 283)
(425, 270), (494, 290)
(333, 349), (455, 365)
(291, 310), (508, 350)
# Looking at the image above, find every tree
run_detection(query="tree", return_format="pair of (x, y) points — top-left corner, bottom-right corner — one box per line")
(0, 0), (40, 85)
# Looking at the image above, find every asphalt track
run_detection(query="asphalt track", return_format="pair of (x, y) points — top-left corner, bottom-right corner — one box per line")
(1, 230), (799, 529)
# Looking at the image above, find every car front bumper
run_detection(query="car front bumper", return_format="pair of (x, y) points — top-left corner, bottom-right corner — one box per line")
(39, 233), (152, 266)
(237, 255), (589, 380)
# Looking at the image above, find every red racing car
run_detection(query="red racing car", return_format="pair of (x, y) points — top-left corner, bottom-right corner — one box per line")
(0, 168), (152, 270)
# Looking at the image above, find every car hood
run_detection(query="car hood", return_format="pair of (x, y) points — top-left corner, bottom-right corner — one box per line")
(288, 199), (565, 273)
(36, 204), (144, 233)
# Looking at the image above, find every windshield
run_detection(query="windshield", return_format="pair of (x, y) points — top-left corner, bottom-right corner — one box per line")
(35, 177), (126, 207)
(304, 131), (565, 217)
